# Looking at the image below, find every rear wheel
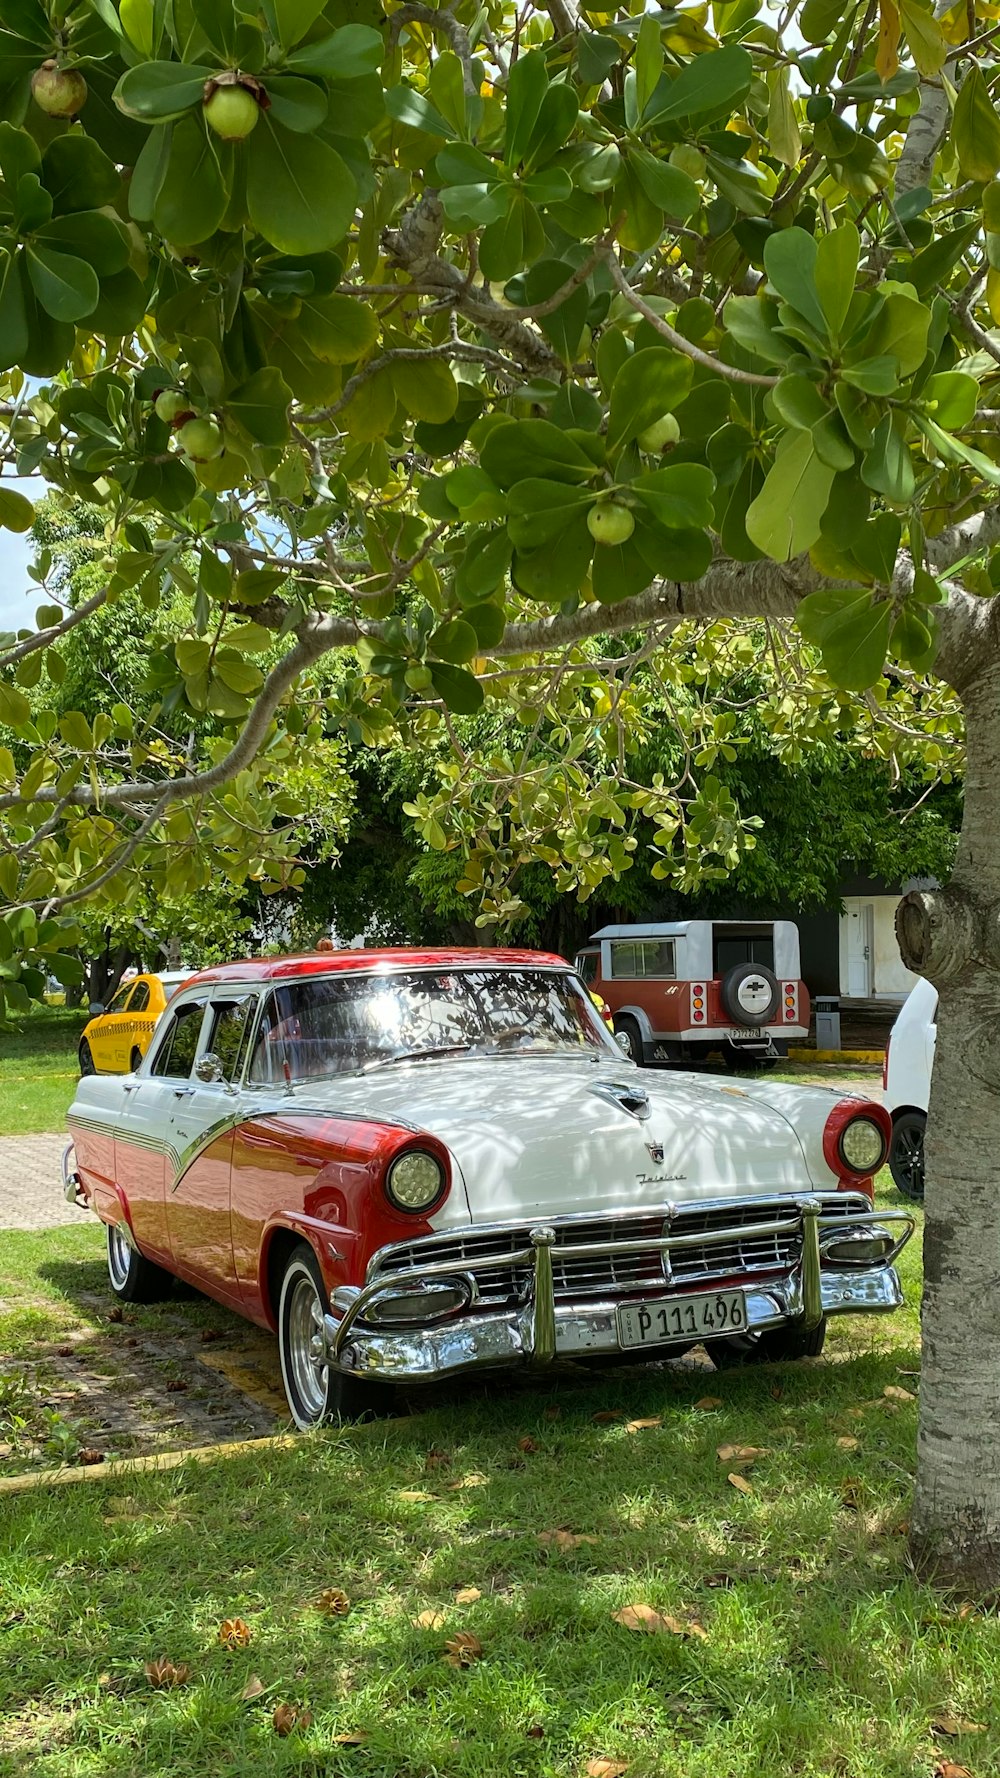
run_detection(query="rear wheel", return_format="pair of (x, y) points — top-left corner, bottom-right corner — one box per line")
(889, 1110), (925, 1201)
(277, 1242), (391, 1428)
(708, 1317), (826, 1368)
(78, 1039), (96, 1076)
(613, 1015), (646, 1066)
(106, 1221), (173, 1303)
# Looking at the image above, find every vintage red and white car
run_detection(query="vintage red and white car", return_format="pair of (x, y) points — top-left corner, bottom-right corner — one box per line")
(63, 948), (914, 1428)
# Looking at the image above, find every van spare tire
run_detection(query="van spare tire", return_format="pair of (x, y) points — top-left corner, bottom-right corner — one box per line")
(720, 962), (780, 1027)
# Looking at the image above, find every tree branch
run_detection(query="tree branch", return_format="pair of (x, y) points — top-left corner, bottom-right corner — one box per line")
(0, 587), (109, 668)
(604, 255), (780, 387)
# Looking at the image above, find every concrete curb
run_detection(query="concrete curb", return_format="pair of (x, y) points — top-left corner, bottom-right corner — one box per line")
(787, 1048), (884, 1066)
(0, 1433), (300, 1498)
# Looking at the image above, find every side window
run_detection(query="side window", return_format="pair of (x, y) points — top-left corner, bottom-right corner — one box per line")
(107, 984), (132, 1014)
(129, 981), (150, 1013)
(247, 994), (284, 1084)
(151, 1000), (207, 1079)
(609, 941), (675, 979)
(207, 998), (256, 1081)
(576, 952), (598, 985)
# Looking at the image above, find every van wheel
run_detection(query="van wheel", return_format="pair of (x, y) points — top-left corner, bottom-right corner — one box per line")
(709, 1318), (826, 1367)
(889, 1110), (925, 1201)
(613, 1015), (645, 1065)
(278, 1242), (392, 1429)
(106, 1222), (173, 1303)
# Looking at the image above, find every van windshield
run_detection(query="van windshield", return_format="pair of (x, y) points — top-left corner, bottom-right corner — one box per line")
(247, 967), (615, 1083)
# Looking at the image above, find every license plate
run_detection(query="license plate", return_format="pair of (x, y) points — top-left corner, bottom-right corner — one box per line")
(617, 1290), (747, 1349)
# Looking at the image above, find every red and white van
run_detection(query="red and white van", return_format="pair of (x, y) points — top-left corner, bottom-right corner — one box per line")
(575, 921), (810, 1070)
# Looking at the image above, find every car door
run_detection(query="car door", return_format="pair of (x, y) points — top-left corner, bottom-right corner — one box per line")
(121, 978), (151, 1069)
(114, 994), (210, 1265)
(164, 992), (258, 1304)
(94, 982), (132, 1071)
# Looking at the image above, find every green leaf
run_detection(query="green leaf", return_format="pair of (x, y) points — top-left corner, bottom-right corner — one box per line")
(578, 30), (620, 84)
(891, 604), (936, 670)
(505, 47), (548, 168)
(59, 710), (93, 750)
(635, 12), (664, 118)
(41, 134), (121, 216)
(153, 115), (228, 247)
(36, 212), (129, 278)
(271, 0), (328, 47)
(428, 660), (484, 713)
(392, 357), (458, 423)
(25, 245), (99, 323)
(0, 249), (28, 371)
(384, 83), (454, 139)
(429, 617), (478, 663)
(814, 222), (859, 342)
(456, 529), (512, 602)
(628, 147), (699, 221)
(507, 479), (593, 548)
(766, 66), (800, 168)
(861, 414), (914, 504)
(0, 681), (30, 725)
(481, 418), (596, 488)
(0, 484), (33, 531)
(863, 291), (930, 378)
(763, 228), (827, 337)
(632, 464), (715, 530)
(643, 45), (752, 125)
(286, 25), (382, 77)
(266, 74), (328, 133)
(724, 295), (797, 365)
(899, 0), (946, 75)
(953, 64), (1000, 184)
(297, 292), (378, 363)
(464, 601), (506, 649)
(247, 118), (357, 254)
(512, 513), (594, 600)
(745, 431), (836, 562)
(797, 587), (892, 689)
(923, 370), (979, 430)
(113, 61), (214, 123)
(228, 367), (292, 444)
(479, 191), (543, 282)
(771, 374), (829, 431)
(607, 347), (693, 454)
(591, 530), (656, 603)
(176, 637), (211, 676)
(837, 357), (900, 396)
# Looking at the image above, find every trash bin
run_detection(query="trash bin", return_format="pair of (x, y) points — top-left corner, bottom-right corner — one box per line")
(815, 996), (841, 1050)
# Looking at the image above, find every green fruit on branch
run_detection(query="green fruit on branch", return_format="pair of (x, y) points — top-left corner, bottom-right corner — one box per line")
(636, 413), (681, 452)
(32, 60), (87, 118)
(587, 501), (635, 546)
(177, 417), (224, 462)
(154, 390), (193, 425)
(404, 664), (434, 692)
(669, 144), (706, 179)
(204, 83), (261, 140)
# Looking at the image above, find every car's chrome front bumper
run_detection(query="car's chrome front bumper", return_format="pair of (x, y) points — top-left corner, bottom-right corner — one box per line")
(323, 1198), (914, 1382)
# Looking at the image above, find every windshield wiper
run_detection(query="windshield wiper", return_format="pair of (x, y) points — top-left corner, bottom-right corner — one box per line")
(358, 1045), (480, 1075)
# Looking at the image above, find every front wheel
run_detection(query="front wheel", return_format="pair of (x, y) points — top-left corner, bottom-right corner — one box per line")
(106, 1221), (173, 1303)
(889, 1110), (925, 1201)
(79, 1039), (96, 1076)
(708, 1317), (826, 1369)
(277, 1242), (391, 1428)
(613, 1015), (645, 1066)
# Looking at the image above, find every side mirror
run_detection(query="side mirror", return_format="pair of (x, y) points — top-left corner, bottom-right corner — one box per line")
(195, 1052), (225, 1084)
(90, 1001), (105, 1017)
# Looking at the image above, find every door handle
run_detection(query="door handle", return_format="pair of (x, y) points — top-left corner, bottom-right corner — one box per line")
(173, 1086), (195, 1098)
(123, 1082), (137, 1093)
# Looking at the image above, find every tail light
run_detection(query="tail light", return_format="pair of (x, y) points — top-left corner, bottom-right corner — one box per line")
(783, 981), (797, 1024)
(822, 1100), (892, 1194)
(690, 983), (705, 1024)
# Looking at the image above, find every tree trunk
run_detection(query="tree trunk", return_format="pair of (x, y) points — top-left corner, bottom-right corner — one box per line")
(900, 668), (1000, 1588)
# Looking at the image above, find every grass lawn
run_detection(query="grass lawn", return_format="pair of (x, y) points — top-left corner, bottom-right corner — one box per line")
(0, 1008), (86, 1136)
(4, 1194), (996, 1778)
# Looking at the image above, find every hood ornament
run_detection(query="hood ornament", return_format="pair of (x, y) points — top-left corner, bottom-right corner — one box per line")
(591, 1080), (652, 1121)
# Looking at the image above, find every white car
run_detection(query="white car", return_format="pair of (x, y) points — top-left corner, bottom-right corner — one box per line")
(884, 976), (937, 1201)
(63, 948), (915, 1427)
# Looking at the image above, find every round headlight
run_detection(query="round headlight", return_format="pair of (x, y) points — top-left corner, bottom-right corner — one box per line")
(839, 1117), (886, 1174)
(386, 1149), (445, 1212)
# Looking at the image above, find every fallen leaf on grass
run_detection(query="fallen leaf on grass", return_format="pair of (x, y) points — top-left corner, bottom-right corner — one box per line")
(454, 1587), (482, 1605)
(200, 1327), (225, 1343)
(55, 1344), (74, 1357)
(517, 1436), (541, 1453)
(413, 1609), (448, 1631)
(884, 1385), (916, 1402)
(398, 1489), (436, 1503)
(78, 1448), (105, 1466)
(843, 1406), (866, 1420)
(315, 1587), (351, 1616)
(694, 1397), (723, 1411)
(333, 1732), (367, 1745)
(626, 1417), (662, 1434)
(586, 1760), (629, 1777)
(839, 1480), (864, 1512)
(218, 1618), (252, 1649)
(934, 1764), (975, 1778)
(543, 1405), (561, 1421)
(424, 1447), (450, 1471)
(443, 1631), (482, 1667)
(933, 1716), (987, 1737)
(165, 1379), (188, 1393)
(537, 1530), (599, 1551)
(145, 1657), (191, 1689)
(612, 1604), (705, 1638)
(836, 1436), (860, 1451)
(241, 1675), (266, 1702)
(716, 1444), (766, 1464)
(273, 1703), (312, 1737)
(727, 1472), (753, 1495)
(107, 1306), (124, 1324)
(526, 1725), (545, 1739)
(592, 1409), (623, 1423)
(447, 1472), (488, 1491)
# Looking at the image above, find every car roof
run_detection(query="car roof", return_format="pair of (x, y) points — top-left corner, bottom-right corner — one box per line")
(181, 948), (571, 987)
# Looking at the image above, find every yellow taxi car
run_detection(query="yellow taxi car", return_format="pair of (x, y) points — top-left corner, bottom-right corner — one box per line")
(78, 971), (189, 1075)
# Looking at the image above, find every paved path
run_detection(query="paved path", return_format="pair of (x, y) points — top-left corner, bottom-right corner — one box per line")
(0, 1134), (80, 1230)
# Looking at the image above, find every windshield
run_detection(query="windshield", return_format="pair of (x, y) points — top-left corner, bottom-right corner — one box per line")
(247, 967), (614, 1084)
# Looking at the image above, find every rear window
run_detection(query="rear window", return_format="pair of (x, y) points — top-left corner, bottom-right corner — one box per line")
(609, 940), (676, 979)
(161, 980), (184, 1003)
(714, 935), (774, 975)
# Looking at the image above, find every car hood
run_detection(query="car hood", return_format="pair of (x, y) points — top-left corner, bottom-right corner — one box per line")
(291, 1056), (818, 1227)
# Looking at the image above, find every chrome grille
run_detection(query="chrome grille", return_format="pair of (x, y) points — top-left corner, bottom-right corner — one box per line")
(373, 1197), (862, 1304)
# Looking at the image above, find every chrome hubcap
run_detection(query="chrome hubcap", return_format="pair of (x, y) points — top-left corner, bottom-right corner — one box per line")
(617, 1028), (634, 1058)
(107, 1224), (130, 1291)
(287, 1272), (329, 1421)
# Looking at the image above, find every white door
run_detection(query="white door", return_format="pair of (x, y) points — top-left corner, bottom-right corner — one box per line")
(844, 900), (874, 997)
